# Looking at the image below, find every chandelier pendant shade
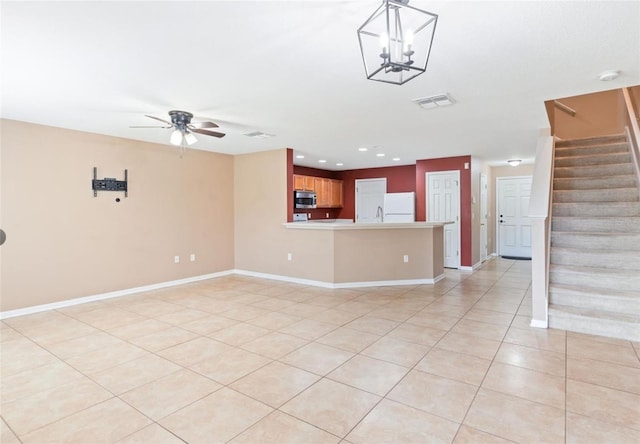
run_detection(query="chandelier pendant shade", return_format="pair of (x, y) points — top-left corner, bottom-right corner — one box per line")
(358, 0), (438, 85)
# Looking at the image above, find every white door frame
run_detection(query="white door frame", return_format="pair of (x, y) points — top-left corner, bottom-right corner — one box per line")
(496, 175), (533, 258)
(480, 173), (488, 262)
(426, 170), (461, 269)
(355, 178), (387, 223)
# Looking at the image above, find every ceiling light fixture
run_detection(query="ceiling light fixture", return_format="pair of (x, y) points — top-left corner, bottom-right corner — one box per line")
(296, 154), (305, 159)
(598, 70), (620, 81)
(392, 157), (400, 161)
(336, 162), (344, 166)
(507, 159), (522, 167)
(358, 147), (369, 152)
(376, 153), (385, 157)
(357, 0), (438, 85)
(319, 159), (327, 163)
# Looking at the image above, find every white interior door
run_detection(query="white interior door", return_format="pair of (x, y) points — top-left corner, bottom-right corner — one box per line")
(355, 178), (387, 223)
(427, 171), (460, 269)
(480, 173), (488, 261)
(497, 176), (532, 258)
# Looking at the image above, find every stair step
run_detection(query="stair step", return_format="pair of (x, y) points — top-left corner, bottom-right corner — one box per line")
(554, 152), (631, 168)
(552, 216), (640, 233)
(550, 246), (640, 271)
(553, 202), (640, 217)
(549, 264), (640, 292)
(548, 304), (640, 342)
(553, 175), (637, 190)
(553, 163), (634, 178)
(549, 284), (640, 315)
(552, 188), (639, 203)
(555, 134), (627, 148)
(554, 142), (629, 158)
(551, 231), (640, 250)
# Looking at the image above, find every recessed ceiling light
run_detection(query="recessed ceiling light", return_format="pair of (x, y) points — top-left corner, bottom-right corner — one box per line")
(376, 153), (385, 157)
(507, 159), (522, 167)
(392, 157), (400, 161)
(296, 154), (305, 159)
(413, 93), (455, 109)
(358, 147), (368, 152)
(318, 159), (327, 163)
(336, 162), (344, 166)
(598, 70), (620, 81)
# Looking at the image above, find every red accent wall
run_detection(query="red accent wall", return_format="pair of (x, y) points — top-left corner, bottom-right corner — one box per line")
(287, 149), (294, 222)
(293, 165), (340, 179)
(337, 165), (416, 220)
(416, 155), (472, 267)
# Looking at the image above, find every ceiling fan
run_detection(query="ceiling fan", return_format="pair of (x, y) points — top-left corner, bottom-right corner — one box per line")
(131, 110), (225, 147)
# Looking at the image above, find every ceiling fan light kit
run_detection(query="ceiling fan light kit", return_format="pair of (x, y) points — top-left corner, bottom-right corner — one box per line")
(358, 0), (438, 85)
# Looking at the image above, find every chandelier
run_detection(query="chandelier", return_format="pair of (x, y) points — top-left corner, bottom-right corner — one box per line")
(357, 0), (438, 85)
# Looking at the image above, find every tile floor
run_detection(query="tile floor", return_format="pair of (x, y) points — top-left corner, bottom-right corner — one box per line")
(1, 258), (639, 443)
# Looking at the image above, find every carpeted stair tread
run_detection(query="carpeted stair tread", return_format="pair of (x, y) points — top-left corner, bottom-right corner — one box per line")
(550, 246), (640, 270)
(554, 134), (626, 148)
(550, 231), (640, 250)
(552, 202), (640, 217)
(553, 163), (634, 178)
(548, 304), (640, 342)
(553, 175), (637, 190)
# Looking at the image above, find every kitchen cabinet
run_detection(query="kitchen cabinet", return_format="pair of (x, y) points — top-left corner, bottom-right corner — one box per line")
(293, 174), (343, 208)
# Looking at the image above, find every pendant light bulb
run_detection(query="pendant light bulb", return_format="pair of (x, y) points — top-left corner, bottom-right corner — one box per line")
(184, 131), (197, 146)
(170, 129), (183, 146)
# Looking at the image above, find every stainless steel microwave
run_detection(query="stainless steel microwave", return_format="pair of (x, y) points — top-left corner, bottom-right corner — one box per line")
(294, 190), (317, 209)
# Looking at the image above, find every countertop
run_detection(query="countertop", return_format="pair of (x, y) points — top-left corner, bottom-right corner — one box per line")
(284, 221), (450, 230)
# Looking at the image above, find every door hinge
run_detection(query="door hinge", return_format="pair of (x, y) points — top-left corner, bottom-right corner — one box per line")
(457, 251), (459, 256)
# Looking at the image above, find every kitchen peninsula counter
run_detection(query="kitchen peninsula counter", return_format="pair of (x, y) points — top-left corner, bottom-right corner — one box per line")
(281, 221), (446, 286)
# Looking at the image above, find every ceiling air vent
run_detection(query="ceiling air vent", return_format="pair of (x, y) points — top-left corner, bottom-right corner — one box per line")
(244, 131), (274, 138)
(413, 93), (455, 109)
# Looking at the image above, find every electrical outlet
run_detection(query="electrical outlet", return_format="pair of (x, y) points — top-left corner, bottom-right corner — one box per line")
(326, 213), (329, 218)
(287, 253), (292, 261)
(190, 254), (196, 262)
(174, 256), (180, 264)
(403, 255), (409, 263)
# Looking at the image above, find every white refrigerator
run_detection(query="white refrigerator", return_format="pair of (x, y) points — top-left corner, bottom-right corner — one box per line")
(383, 192), (415, 223)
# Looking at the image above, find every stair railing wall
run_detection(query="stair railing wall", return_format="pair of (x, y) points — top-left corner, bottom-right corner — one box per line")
(622, 87), (640, 193)
(528, 134), (555, 328)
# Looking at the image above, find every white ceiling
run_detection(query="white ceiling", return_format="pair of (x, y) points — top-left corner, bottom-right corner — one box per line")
(2, 1), (639, 170)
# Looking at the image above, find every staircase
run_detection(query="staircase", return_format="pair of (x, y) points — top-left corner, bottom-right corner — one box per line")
(548, 133), (640, 341)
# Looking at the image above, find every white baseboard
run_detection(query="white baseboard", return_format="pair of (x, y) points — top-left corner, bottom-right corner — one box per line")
(459, 260), (482, 272)
(0, 270), (234, 320)
(530, 319), (549, 329)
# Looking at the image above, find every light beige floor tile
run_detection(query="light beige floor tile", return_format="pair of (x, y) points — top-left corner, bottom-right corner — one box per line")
(155, 307), (211, 325)
(503, 326), (566, 353)
(567, 334), (640, 368)
(405, 312), (460, 331)
(472, 300), (520, 314)
(280, 302), (329, 318)
(344, 316), (399, 335)
(0, 360), (86, 403)
(230, 361), (320, 407)
(90, 354), (180, 394)
(415, 348), (491, 386)
(386, 323), (447, 346)
(280, 342), (354, 375)
(566, 412), (640, 444)
(0, 338), (60, 377)
(208, 322), (270, 346)
(482, 362), (565, 409)
(240, 331), (308, 359)
(279, 319), (338, 340)
(316, 327), (380, 353)
(107, 319), (173, 340)
(116, 424), (184, 444)
(45, 331), (126, 360)
(450, 319), (508, 342)
(334, 301), (380, 315)
(21, 398), (151, 444)
(310, 309), (362, 326)
(388, 370), (477, 422)
(122, 300), (183, 318)
(17, 318), (99, 347)
(435, 332), (501, 361)
(462, 309), (514, 326)
(464, 388), (564, 443)
(361, 337), (429, 367)
(568, 355), (640, 395)
(190, 347), (271, 384)
(65, 342), (149, 374)
(120, 368), (221, 420)
(281, 379), (380, 437)
(567, 331), (635, 347)
(221, 306), (272, 322)
(422, 303), (469, 317)
(229, 410), (339, 444)
(0, 418), (20, 444)
(347, 398), (459, 444)
(179, 314), (239, 334)
(158, 336), (234, 367)
(2, 380), (112, 436)
(328, 355), (408, 396)
(453, 425), (514, 443)
(494, 343), (565, 377)
(0, 327), (23, 344)
(129, 326), (198, 352)
(510, 315), (533, 330)
(366, 307), (418, 322)
(3, 311), (69, 330)
(566, 379), (640, 430)
(246, 312), (302, 330)
(252, 298), (297, 311)
(159, 387), (272, 444)
(71, 307), (147, 331)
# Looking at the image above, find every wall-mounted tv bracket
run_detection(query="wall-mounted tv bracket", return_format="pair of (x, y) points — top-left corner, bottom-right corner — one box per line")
(92, 167), (128, 197)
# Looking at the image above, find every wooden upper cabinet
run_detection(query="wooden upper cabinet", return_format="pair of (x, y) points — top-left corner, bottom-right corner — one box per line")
(293, 174), (343, 208)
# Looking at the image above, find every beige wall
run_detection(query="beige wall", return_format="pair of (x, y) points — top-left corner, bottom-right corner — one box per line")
(1, 119), (234, 311)
(554, 89), (627, 139)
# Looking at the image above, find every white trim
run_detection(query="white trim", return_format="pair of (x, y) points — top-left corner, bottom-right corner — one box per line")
(0, 271), (234, 320)
(234, 269), (445, 288)
(496, 175), (534, 257)
(354, 177), (387, 223)
(459, 260), (482, 272)
(426, 170), (461, 269)
(530, 319), (548, 329)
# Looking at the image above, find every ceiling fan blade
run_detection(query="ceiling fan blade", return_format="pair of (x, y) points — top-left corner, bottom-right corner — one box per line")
(145, 114), (172, 125)
(130, 125), (172, 128)
(189, 121), (219, 129)
(191, 128), (226, 138)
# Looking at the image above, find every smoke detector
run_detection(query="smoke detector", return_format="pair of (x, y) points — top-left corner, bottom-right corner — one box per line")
(598, 70), (620, 81)
(244, 131), (275, 138)
(413, 93), (455, 109)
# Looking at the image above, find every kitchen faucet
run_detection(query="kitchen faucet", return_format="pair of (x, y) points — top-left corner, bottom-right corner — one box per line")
(376, 205), (383, 223)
